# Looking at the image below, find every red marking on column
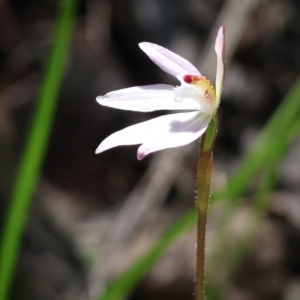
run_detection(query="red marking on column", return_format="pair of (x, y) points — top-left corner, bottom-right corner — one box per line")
(204, 90), (211, 102)
(183, 75), (193, 83)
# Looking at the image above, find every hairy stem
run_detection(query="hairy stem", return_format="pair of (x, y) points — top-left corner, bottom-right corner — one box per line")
(196, 132), (213, 300)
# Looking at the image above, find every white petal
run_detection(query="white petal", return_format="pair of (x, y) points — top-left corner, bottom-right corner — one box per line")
(137, 113), (211, 160)
(97, 84), (201, 112)
(96, 111), (210, 155)
(139, 42), (201, 78)
(215, 26), (225, 106)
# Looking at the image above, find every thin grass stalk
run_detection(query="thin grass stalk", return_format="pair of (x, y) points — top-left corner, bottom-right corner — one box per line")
(0, 0), (77, 299)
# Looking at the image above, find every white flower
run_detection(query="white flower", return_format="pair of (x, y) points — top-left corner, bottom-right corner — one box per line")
(96, 26), (225, 160)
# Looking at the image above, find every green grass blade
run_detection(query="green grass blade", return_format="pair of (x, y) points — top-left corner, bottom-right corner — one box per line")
(96, 76), (300, 300)
(98, 210), (196, 300)
(0, 0), (78, 299)
(212, 77), (300, 203)
(205, 115), (300, 299)
(226, 116), (300, 284)
(228, 163), (280, 281)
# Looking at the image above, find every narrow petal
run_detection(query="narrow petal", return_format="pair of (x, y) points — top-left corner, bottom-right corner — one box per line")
(137, 113), (212, 160)
(214, 26), (225, 106)
(97, 84), (201, 112)
(96, 111), (210, 155)
(137, 113), (211, 160)
(139, 42), (201, 78)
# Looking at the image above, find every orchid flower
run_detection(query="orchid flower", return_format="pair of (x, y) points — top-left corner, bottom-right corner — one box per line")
(96, 26), (225, 160)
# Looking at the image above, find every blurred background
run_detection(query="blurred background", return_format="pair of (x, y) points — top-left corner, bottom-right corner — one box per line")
(1, 0), (300, 299)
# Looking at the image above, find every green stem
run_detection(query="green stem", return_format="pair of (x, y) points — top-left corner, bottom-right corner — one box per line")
(0, 0), (77, 299)
(196, 132), (213, 300)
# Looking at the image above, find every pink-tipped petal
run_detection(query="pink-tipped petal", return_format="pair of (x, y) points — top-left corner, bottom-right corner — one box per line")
(214, 26), (225, 106)
(97, 84), (201, 112)
(137, 113), (211, 160)
(96, 111), (209, 155)
(139, 42), (201, 78)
